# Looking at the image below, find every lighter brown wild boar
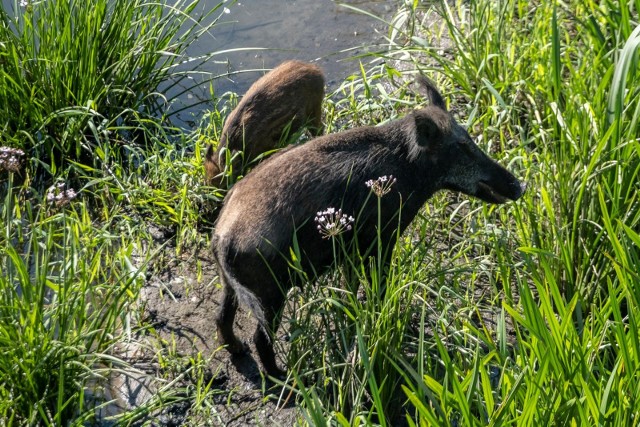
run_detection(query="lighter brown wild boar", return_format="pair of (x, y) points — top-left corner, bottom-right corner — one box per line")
(204, 60), (324, 187)
(212, 76), (526, 377)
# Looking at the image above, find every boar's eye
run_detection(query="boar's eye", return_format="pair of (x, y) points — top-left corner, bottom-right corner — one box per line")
(455, 136), (477, 157)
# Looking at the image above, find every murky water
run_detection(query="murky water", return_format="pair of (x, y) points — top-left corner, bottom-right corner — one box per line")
(172, 0), (394, 123)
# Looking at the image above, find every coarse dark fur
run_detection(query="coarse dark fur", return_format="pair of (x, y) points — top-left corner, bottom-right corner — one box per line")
(204, 60), (325, 187)
(212, 76), (526, 377)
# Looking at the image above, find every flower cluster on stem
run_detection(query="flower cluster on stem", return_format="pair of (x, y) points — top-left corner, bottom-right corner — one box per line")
(315, 207), (355, 239)
(46, 183), (78, 207)
(365, 175), (397, 197)
(0, 147), (25, 173)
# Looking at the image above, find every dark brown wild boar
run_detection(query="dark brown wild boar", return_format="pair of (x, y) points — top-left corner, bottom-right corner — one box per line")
(212, 76), (526, 377)
(204, 60), (325, 187)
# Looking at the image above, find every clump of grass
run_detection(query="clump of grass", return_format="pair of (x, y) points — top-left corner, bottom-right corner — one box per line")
(0, 0), (227, 180)
(0, 0), (234, 423)
(324, 62), (414, 134)
(0, 173), (147, 425)
(362, 0), (640, 424)
(281, 179), (413, 424)
(277, 0), (640, 424)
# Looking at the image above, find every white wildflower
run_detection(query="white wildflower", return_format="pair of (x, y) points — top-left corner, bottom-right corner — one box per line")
(314, 207), (355, 239)
(365, 175), (397, 197)
(0, 146), (25, 173)
(46, 182), (78, 207)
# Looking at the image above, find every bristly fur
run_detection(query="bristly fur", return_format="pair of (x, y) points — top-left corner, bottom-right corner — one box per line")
(205, 60), (325, 188)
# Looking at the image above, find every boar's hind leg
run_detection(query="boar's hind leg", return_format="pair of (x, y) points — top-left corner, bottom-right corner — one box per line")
(215, 284), (248, 354)
(308, 104), (324, 136)
(253, 292), (287, 378)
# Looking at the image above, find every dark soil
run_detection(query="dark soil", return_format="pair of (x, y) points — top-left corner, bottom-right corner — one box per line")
(132, 238), (300, 426)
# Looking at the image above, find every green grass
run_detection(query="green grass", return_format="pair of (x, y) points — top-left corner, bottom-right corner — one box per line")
(1, 0), (640, 425)
(0, 0), (229, 424)
(0, 0), (226, 179)
(0, 175), (148, 425)
(267, 0), (640, 425)
(328, 0), (640, 424)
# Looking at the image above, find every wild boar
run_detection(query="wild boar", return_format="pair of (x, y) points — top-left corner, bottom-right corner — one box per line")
(204, 60), (325, 187)
(212, 76), (526, 377)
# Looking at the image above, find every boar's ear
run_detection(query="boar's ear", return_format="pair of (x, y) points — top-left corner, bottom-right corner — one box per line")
(416, 75), (446, 110)
(414, 113), (443, 149)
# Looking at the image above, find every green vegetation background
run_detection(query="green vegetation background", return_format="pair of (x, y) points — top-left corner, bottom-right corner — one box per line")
(0, 0), (639, 425)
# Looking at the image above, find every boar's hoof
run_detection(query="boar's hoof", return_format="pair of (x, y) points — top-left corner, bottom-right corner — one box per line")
(217, 329), (249, 354)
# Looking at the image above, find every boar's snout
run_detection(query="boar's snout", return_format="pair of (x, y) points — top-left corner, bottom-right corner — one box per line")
(476, 174), (526, 204)
(439, 128), (526, 205)
(470, 151), (526, 204)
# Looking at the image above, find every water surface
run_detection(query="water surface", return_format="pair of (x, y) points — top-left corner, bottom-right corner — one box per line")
(174, 0), (393, 123)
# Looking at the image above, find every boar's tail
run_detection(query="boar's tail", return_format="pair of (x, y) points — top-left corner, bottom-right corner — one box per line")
(214, 236), (268, 328)
(204, 144), (221, 185)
